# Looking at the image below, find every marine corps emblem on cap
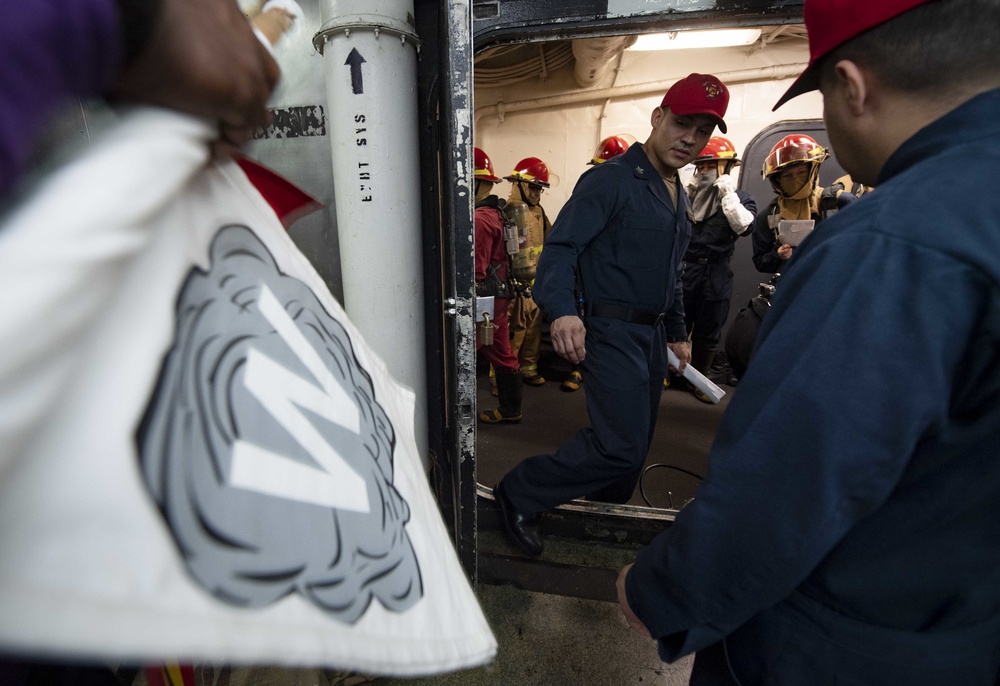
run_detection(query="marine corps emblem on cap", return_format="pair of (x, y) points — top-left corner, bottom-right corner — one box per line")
(703, 78), (723, 100)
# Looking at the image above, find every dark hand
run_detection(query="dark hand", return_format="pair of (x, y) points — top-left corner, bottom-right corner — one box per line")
(111, 0), (280, 150)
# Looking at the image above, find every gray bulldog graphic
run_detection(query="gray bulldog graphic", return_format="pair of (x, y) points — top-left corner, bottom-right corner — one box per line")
(138, 225), (421, 623)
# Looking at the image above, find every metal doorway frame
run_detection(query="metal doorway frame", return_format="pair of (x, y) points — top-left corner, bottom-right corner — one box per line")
(419, 0), (808, 587)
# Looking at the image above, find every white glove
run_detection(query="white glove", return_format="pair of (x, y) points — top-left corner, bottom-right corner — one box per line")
(713, 173), (736, 195)
(721, 189), (755, 235)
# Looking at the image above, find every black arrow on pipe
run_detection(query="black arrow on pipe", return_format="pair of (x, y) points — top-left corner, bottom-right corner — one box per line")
(345, 48), (366, 95)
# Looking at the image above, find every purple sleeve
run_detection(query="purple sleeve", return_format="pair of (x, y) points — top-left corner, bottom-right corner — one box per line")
(1, 0), (124, 195)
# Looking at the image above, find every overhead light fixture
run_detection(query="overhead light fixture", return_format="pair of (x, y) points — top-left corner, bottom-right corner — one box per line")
(629, 28), (762, 51)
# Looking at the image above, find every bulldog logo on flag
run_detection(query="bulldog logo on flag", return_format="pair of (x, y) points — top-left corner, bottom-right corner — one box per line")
(138, 226), (421, 622)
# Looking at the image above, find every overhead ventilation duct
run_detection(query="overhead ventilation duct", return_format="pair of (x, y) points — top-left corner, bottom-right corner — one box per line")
(571, 36), (637, 88)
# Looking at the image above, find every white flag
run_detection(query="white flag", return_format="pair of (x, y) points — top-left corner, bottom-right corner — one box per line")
(0, 107), (495, 676)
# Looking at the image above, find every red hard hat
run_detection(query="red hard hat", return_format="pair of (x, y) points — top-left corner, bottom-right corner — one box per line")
(474, 147), (502, 183)
(763, 134), (829, 179)
(589, 134), (635, 165)
(504, 157), (560, 188)
(693, 136), (740, 166)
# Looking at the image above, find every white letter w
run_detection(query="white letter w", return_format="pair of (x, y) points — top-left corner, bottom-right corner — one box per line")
(229, 284), (370, 513)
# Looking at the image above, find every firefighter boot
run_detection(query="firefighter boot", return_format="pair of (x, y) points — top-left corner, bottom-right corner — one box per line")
(479, 370), (523, 424)
(561, 367), (583, 392)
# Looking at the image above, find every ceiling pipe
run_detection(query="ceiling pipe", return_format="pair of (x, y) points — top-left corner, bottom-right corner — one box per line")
(750, 24), (790, 54)
(313, 2), (428, 466)
(475, 63), (809, 125)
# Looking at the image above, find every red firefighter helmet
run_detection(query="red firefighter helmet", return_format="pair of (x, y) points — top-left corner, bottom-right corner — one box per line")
(693, 136), (740, 166)
(474, 147), (502, 183)
(588, 134), (635, 165)
(762, 134), (829, 179)
(504, 156), (560, 188)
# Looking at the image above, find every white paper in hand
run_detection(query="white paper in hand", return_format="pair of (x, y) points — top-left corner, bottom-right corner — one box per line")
(667, 348), (726, 404)
(777, 219), (815, 247)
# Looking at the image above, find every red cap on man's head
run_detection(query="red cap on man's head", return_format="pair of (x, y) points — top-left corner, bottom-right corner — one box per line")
(773, 0), (938, 110)
(660, 73), (729, 134)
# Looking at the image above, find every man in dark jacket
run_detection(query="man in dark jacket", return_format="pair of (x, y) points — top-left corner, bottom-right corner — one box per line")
(618, 1), (1000, 684)
(494, 73), (730, 556)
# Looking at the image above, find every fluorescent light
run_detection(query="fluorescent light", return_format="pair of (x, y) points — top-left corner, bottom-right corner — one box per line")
(629, 28), (762, 51)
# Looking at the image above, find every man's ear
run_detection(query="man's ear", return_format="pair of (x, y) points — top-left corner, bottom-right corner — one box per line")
(832, 59), (870, 117)
(650, 106), (665, 128)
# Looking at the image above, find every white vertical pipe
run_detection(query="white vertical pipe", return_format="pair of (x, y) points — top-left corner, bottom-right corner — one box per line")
(314, 2), (427, 467)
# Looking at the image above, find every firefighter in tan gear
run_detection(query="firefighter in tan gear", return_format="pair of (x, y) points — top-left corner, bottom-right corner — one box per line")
(728, 134), (857, 381)
(503, 157), (557, 386)
(750, 134), (856, 275)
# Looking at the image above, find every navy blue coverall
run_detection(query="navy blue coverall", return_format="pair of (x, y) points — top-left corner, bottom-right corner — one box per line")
(626, 88), (1000, 685)
(501, 143), (690, 512)
(682, 189), (756, 367)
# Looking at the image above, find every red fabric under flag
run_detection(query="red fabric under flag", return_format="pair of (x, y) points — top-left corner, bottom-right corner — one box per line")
(145, 664), (195, 686)
(236, 156), (324, 229)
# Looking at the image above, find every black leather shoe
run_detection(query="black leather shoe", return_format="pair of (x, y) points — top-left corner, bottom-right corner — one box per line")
(494, 481), (543, 556)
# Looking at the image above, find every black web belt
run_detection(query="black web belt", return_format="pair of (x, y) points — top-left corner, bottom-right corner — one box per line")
(586, 302), (664, 326)
(684, 255), (724, 266)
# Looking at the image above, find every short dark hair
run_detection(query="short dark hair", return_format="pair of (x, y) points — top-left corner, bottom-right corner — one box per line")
(819, 0), (1000, 98)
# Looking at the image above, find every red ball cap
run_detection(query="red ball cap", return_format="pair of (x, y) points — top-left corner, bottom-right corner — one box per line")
(773, 0), (937, 110)
(660, 73), (729, 134)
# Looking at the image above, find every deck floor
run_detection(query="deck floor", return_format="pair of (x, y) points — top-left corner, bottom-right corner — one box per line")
(475, 347), (735, 510)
